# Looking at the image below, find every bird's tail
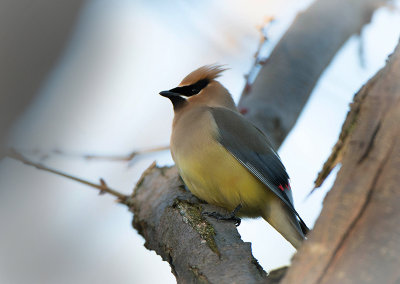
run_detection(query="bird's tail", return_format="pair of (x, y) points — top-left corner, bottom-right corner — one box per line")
(262, 199), (306, 250)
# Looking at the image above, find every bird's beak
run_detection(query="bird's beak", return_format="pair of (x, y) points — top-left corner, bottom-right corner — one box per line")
(159, 90), (180, 98)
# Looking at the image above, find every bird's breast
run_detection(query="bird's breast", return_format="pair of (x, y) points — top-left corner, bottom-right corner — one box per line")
(170, 107), (271, 216)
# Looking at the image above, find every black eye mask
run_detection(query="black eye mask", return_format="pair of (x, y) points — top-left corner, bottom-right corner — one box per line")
(168, 79), (210, 97)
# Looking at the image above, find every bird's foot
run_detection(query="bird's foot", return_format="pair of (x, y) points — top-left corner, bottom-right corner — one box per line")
(203, 211), (241, 226)
(202, 205), (242, 226)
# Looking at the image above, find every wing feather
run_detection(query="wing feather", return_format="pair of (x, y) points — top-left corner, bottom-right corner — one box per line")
(209, 107), (309, 234)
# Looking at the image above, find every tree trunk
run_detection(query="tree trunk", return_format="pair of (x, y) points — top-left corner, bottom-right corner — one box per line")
(282, 39), (400, 284)
(0, 0), (84, 151)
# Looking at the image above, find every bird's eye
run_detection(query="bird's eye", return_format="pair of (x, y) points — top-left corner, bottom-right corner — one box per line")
(192, 88), (199, 94)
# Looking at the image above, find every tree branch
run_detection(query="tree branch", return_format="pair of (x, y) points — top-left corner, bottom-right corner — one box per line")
(239, 0), (387, 148)
(6, 148), (270, 282)
(131, 165), (268, 283)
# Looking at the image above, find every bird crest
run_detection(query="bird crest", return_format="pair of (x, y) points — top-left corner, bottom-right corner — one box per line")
(179, 64), (227, 86)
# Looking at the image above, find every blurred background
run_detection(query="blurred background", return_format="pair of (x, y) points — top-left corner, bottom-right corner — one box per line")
(1, 0), (399, 283)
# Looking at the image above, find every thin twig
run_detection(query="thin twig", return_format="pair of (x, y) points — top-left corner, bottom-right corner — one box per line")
(6, 149), (130, 205)
(12, 145), (170, 163)
(84, 145), (170, 161)
(242, 16), (275, 96)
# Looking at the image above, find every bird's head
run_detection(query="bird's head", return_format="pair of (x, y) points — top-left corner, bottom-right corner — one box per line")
(159, 65), (236, 111)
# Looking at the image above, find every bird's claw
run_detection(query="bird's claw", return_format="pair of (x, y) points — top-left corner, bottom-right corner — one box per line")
(202, 211), (241, 226)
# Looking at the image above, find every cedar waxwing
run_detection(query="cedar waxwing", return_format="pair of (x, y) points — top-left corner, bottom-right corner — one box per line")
(159, 65), (309, 249)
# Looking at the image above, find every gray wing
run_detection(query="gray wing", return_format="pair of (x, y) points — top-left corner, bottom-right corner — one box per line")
(210, 107), (309, 234)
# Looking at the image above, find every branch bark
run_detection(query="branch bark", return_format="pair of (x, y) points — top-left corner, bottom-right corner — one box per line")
(282, 39), (400, 284)
(131, 165), (268, 283)
(239, 0), (386, 148)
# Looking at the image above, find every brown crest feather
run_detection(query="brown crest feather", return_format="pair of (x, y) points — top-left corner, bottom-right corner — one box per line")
(179, 64), (227, 86)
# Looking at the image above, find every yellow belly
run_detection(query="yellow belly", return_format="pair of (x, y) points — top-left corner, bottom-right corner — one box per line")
(175, 141), (272, 218)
